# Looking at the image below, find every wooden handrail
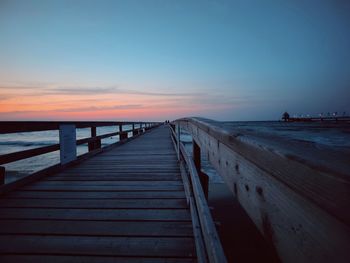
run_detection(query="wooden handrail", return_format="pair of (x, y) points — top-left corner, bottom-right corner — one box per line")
(168, 124), (227, 263)
(0, 122), (160, 166)
(0, 121), (156, 134)
(172, 117), (350, 263)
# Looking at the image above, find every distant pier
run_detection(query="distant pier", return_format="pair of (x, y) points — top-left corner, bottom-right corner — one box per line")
(282, 113), (350, 123)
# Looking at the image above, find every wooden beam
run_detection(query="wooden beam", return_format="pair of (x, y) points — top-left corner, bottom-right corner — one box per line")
(0, 167), (5, 185)
(193, 139), (209, 200)
(120, 132), (128, 140)
(0, 144), (60, 165)
(88, 127), (101, 152)
(179, 142), (227, 263)
(176, 117), (350, 263)
(190, 196), (208, 263)
(0, 121), (159, 134)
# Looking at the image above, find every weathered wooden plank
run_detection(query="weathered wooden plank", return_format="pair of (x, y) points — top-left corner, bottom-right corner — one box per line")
(0, 198), (187, 209)
(83, 160), (177, 163)
(0, 220), (193, 236)
(32, 181), (183, 186)
(44, 175), (182, 181)
(178, 118), (350, 263)
(190, 197), (208, 263)
(53, 170), (181, 174)
(21, 185), (184, 191)
(0, 255), (196, 263)
(52, 172), (181, 177)
(0, 125), (197, 262)
(0, 208), (191, 221)
(61, 170), (181, 174)
(75, 165), (179, 169)
(73, 162), (179, 166)
(0, 235), (196, 257)
(6, 190), (186, 199)
(0, 121), (154, 134)
(179, 143), (227, 263)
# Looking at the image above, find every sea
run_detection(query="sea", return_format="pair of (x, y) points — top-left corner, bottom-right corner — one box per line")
(0, 125), (134, 182)
(1, 121), (350, 183)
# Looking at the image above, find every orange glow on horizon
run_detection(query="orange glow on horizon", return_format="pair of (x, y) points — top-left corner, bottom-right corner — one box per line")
(0, 85), (232, 121)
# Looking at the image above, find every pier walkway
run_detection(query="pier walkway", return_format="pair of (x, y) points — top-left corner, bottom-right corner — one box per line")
(0, 126), (202, 262)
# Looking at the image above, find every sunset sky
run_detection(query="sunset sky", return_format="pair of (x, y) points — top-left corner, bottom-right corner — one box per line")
(1, 0), (349, 121)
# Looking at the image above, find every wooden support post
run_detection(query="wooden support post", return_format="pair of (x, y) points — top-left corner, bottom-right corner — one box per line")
(132, 124), (138, 136)
(177, 124), (180, 160)
(0, 166), (5, 185)
(193, 139), (209, 200)
(120, 131), (128, 140)
(139, 123), (143, 133)
(88, 127), (101, 152)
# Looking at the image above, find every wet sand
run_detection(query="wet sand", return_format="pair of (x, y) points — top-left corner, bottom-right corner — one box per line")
(209, 182), (280, 263)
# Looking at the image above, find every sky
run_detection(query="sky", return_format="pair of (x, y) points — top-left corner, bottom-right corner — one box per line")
(0, 0), (349, 121)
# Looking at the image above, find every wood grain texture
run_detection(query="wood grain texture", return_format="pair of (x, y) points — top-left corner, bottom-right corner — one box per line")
(5, 190), (186, 199)
(0, 255), (195, 263)
(0, 220), (193, 236)
(176, 117), (350, 263)
(0, 198), (187, 209)
(0, 235), (195, 257)
(0, 126), (197, 262)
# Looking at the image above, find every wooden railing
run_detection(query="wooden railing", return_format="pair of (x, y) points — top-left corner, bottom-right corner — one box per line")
(168, 123), (227, 263)
(0, 121), (160, 184)
(172, 117), (350, 263)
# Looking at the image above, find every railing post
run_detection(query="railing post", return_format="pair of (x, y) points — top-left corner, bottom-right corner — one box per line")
(177, 124), (180, 160)
(0, 166), (5, 185)
(193, 139), (209, 200)
(59, 124), (77, 165)
(88, 126), (101, 152)
(119, 124), (128, 140)
(132, 124), (138, 136)
(139, 123), (143, 133)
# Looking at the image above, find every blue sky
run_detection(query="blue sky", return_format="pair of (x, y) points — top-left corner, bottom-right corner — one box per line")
(0, 0), (349, 121)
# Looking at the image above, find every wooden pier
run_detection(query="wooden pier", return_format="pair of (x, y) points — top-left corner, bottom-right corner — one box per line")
(0, 122), (226, 263)
(2, 117), (349, 262)
(173, 118), (350, 263)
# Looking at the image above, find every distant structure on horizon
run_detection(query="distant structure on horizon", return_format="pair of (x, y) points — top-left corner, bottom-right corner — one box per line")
(281, 112), (350, 123)
(282, 112), (290, 122)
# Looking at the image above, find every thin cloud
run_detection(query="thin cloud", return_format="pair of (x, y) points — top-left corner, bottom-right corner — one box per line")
(56, 104), (144, 112)
(0, 104), (144, 114)
(49, 86), (204, 97)
(0, 84), (205, 97)
(0, 95), (12, 101)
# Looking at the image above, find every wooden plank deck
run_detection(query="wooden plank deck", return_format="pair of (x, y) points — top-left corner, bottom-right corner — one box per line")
(0, 126), (196, 262)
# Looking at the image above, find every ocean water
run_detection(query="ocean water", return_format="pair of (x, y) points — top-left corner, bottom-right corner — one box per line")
(1, 121), (349, 183)
(0, 125), (135, 182)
